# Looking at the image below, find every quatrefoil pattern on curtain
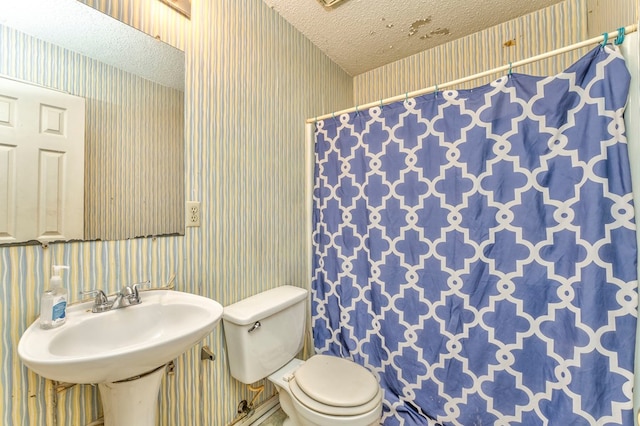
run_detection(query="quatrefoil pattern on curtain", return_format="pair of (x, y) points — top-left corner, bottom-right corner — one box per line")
(312, 46), (637, 425)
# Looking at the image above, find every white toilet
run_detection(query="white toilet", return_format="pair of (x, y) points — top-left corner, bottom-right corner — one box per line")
(222, 285), (383, 426)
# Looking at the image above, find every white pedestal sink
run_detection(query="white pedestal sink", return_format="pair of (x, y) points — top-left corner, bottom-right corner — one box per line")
(99, 364), (167, 425)
(18, 290), (223, 426)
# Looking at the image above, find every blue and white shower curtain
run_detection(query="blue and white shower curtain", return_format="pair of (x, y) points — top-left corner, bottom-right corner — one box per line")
(312, 45), (637, 425)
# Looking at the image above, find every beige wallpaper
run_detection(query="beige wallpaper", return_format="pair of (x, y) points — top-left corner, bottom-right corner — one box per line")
(0, 0), (352, 424)
(586, 0), (638, 37)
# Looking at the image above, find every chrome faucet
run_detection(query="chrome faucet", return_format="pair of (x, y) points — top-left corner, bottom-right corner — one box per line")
(82, 281), (151, 313)
(111, 282), (147, 309)
(82, 289), (111, 313)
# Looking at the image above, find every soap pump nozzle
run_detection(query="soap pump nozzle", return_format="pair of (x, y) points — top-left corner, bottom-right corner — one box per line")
(51, 265), (69, 288)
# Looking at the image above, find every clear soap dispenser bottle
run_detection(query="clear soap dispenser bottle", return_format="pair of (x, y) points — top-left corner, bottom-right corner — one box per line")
(40, 265), (69, 329)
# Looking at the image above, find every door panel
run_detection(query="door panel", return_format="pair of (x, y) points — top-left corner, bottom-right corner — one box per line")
(0, 76), (84, 244)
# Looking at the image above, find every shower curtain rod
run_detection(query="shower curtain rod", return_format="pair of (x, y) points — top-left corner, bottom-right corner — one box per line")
(306, 24), (638, 124)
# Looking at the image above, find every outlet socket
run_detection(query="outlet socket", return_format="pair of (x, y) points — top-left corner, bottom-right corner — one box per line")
(186, 201), (201, 227)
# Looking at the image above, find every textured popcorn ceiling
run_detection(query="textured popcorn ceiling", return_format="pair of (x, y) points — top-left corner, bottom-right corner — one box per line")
(263, 0), (567, 76)
(0, 0), (184, 90)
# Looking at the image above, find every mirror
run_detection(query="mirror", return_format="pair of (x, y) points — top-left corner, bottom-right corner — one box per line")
(0, 0), (185, 244)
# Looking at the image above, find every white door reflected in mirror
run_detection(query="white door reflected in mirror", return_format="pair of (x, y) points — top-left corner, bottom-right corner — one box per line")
(0, 76), (84, 244)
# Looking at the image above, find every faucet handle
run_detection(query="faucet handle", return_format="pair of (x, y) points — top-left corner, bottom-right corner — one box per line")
(129, 280), (151, 301)
(80, 288), (106, 300)
(80, 289), (111, 313)
(131, 280), (151, 290)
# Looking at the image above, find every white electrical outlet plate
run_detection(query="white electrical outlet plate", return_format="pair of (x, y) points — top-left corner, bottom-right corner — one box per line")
(186, 201), (200, 227)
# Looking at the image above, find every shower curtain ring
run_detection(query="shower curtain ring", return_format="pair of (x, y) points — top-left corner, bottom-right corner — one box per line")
(405, 92), (409, 103)
(434, 84), (439, 97)
(615, 27), (625, 45)
(355, 104), (359, 115)
(380, 99), (384, 110)
(602, 32), (609, 47)
(508, 62), (512, 76)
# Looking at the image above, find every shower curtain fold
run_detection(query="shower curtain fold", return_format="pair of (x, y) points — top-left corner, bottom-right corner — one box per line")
(311, 45), (638, 425)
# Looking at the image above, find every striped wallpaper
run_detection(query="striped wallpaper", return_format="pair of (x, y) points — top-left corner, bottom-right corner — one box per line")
(586, 0), (638, 38)
(0, 24), (185, 241)
(1, 0), (637, 425)
(83, 71), (184, 241)
(0, 0), (353, 424)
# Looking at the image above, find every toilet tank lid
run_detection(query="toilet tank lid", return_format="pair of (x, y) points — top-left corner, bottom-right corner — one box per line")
(222, 285), (308, 325)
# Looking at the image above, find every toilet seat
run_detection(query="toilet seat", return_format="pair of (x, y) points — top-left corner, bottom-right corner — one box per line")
(289, 355), (382, 416)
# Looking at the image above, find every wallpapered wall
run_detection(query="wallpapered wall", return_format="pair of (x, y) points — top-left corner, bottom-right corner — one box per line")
(0, 0), (636, 425)
(585, 0), (637, 38)
(0, 0), (352, 424)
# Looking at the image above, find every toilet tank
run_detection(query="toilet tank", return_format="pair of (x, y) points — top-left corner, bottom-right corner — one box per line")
(222, 285), (308, 384)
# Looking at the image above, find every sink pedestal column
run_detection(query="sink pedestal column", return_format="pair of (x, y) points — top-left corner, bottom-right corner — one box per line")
(98, 364), (165, 426)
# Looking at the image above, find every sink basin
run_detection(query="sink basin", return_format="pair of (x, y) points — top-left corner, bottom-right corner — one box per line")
(18, 290), (223, 384)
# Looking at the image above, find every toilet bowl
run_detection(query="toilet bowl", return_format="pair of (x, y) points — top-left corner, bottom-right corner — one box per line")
(268, 356), (383, 426)
(222, 286), (383, 426)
